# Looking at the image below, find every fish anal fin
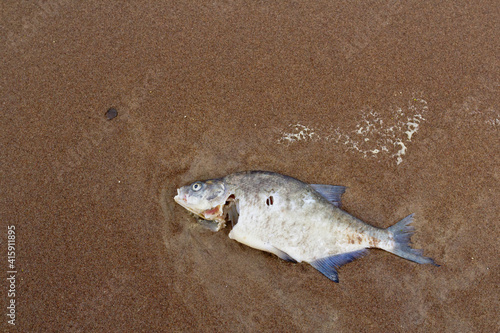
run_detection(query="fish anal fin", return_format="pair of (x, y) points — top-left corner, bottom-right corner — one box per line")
(310, 249), (368, 283)
(310, 184), (346, 208)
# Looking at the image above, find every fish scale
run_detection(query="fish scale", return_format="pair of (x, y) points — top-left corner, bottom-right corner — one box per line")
(174, 170), (438, 282)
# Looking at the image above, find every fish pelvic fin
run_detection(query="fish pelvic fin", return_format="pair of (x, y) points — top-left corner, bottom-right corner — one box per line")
(386, 214), (439, 266)
(310, 249), (368, 283)
(271, 246), (297, 263)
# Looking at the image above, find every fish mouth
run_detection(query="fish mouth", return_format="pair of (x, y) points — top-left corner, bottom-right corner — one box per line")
(173, 190), (200, 216)
(173, 190), (185, 206)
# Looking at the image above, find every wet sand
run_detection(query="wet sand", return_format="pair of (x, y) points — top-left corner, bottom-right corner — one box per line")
(1, 1), (498, 332)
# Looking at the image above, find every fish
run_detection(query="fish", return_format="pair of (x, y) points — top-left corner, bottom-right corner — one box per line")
(174, 171), (438, 282)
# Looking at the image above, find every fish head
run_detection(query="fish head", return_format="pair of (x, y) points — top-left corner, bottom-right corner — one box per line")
(174, 179), (230, 222)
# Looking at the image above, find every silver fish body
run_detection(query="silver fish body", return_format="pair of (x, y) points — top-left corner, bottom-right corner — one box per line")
(174, 171), (438, 282)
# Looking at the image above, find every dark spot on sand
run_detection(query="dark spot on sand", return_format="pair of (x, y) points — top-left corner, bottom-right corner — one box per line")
(105, 108), (118, 120)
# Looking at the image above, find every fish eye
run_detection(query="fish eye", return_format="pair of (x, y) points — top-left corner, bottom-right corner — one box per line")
(191, 182), (203, 191)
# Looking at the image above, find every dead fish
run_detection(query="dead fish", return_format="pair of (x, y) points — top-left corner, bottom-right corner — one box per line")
(174, 171), (438, 282)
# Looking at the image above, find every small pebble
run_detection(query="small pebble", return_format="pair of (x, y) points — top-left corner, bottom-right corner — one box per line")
(105, 108), (118, 120)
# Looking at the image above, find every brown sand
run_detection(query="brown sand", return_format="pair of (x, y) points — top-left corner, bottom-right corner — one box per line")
(1, 1), (498, 332)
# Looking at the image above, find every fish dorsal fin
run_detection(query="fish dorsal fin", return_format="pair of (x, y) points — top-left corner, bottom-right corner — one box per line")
(310, 249), (368, 283)
(310, 184), (346, 208)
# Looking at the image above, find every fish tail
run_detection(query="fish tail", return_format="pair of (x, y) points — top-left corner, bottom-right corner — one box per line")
(386, 214), (439, 266)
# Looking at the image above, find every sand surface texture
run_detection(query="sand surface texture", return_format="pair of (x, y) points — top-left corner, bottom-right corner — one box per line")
(1, 1), (498, 332)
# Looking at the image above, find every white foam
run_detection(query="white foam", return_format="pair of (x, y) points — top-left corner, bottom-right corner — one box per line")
(278, 97), (429, 165)
(278, 124), (318, 143)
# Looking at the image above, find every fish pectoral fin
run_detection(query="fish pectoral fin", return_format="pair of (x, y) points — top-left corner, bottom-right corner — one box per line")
(271, 246), (297, 263)
(226, 202), (239, 226)
(310, 184), (346, 208)
(310, 249), (368, 283)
